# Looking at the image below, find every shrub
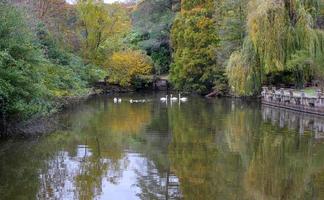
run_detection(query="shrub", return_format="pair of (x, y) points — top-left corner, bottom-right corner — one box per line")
(106, 50), (153, 87)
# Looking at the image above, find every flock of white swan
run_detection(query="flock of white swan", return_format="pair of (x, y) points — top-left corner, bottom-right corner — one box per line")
(113, 93), (188, 104)
(160, 94), (188, 102)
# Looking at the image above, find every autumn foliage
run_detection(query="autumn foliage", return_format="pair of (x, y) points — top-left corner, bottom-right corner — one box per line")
(170, 0), (223, 94)
(106, 50), (153, 87)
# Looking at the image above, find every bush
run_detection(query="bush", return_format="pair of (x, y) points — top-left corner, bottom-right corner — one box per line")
(0, 3), (102, 120)
(105, 50), (153, 87)
(0, 4), (50, 118)
(131, 75), (153, 90)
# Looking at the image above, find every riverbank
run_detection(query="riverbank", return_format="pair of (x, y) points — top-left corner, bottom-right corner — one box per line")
(0, 90), (98, 138)
(0, 79), (170, 138)
(94, 76), (170, 94)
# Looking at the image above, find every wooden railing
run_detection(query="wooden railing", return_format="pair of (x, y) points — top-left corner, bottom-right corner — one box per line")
(261, 87), (324, 116)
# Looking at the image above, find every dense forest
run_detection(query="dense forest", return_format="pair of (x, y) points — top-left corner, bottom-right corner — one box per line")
(0, 0), (323, 121)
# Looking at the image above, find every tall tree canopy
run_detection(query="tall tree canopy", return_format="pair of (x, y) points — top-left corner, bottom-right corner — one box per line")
(76, 0), (131, 65)
(226, 0), (324, 96)
(170, 0), (226, 94)
(130, 0), (179, 74)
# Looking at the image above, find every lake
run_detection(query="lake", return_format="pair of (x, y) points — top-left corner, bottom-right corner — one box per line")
(0, 93), (323, 200)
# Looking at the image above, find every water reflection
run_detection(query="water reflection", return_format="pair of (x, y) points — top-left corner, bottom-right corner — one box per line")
(262, 105), (324, 139)
(0, 95), (323, 200)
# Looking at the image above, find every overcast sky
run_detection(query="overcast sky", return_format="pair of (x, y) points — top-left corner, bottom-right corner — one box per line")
(66, 0), (125, 4)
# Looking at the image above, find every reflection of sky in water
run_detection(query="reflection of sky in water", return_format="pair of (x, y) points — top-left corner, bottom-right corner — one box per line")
(38, 151), (79, 199)
(77, 144), (93, 158)
(39, 144), (172, 200)
(1, 95), (323, 200)
(100, 153), (143, 200)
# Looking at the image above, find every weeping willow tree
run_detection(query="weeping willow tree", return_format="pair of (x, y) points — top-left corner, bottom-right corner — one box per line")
(226, 37), (261, 96)
(226, 0), (324, 96)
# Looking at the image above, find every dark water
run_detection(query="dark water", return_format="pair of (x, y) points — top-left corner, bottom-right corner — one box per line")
(0, 93), (324, 200)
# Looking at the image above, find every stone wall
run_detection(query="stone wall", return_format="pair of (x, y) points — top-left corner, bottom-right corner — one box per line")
(261, 87), (324, 116)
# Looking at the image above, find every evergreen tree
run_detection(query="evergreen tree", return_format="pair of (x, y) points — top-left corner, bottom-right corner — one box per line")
(170, 0), (226, 94)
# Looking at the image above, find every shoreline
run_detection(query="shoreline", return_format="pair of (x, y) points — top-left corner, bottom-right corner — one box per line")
(4, 85), (322, 138)
(0, 82), (167, 138)
(0, 91), (98, 138)
(2, 90), (324, 139)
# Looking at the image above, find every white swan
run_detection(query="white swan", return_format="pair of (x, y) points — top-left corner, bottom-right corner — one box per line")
(130, 99), (147, 103)
(170, 94), (178, 101)
(114, 98), (122, 103)
(160, 95), (168, 101)
(179, 93), (188, 102)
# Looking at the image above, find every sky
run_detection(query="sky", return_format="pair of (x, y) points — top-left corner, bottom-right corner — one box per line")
(66, 0), (125, 4)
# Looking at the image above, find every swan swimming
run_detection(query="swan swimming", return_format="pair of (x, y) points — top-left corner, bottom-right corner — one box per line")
(179, 93), (188, 102)
(130, 99), (147, 103)
(114, 98), (122, 103)
(160, 95), (168, 101)
(170, 94), (178, 101)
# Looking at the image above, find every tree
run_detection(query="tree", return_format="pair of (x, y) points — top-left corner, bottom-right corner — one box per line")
(76, 0), (131, 65)
(226, 38), (261, 96)
(106, 50), (153, 87)
(130, 0), (180, 74)
(170, 0), (225, 94)
(215, 0), (248, 67)
(226, 0), (324, 96)
(0, 3), (48, 118)
(9, 0), (74, 48)
(0, 2), (103, 123)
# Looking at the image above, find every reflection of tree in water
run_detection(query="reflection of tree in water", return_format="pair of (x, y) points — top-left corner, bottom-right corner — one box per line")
(244, 123), (324, 200)
(74, 99), (152, 199)
(0, 140), (50, 200)
(37, 151), (69, 200)
(168, 98), (324, 200)
(36, 98), (153, 199)
(1, 97), (324, 200)
(224, 101), (324, 199)
(74, 144), (125, 199)
(134, 159), (181, 200)
(168, 99), (244, 200)
(131, 101), (182, 199)
(97, 101), (152, 135)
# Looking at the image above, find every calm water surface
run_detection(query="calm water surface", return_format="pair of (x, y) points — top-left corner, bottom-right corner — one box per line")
(0, 93), (324, 200)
